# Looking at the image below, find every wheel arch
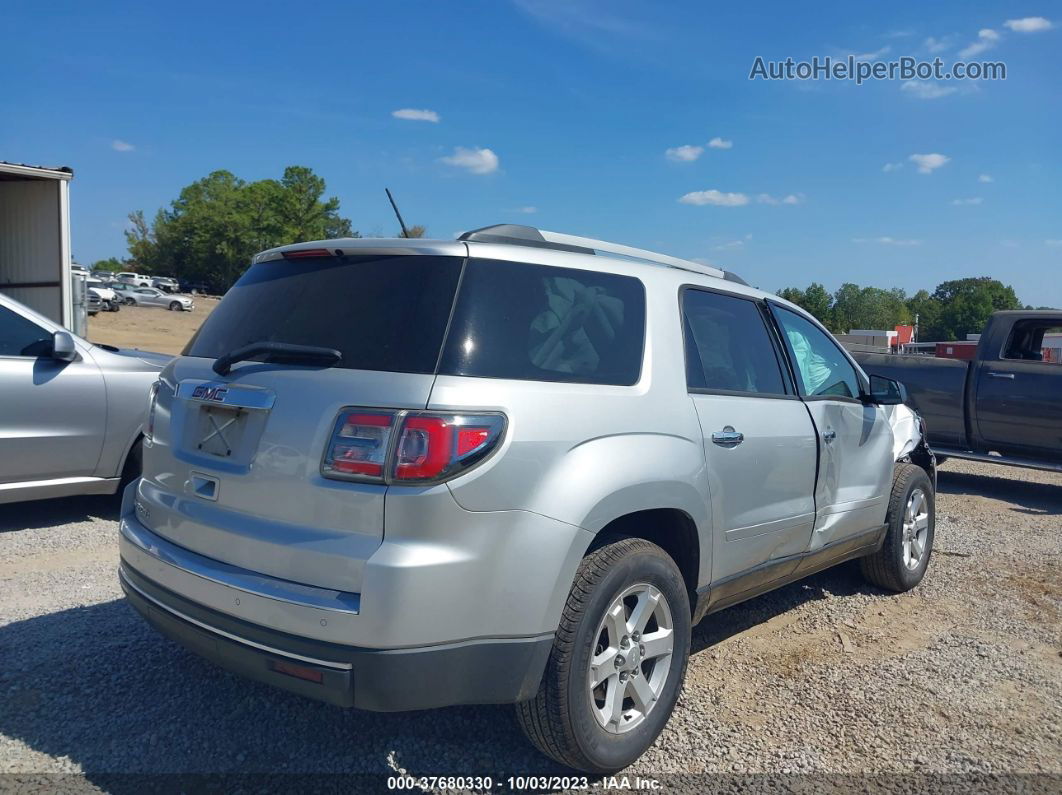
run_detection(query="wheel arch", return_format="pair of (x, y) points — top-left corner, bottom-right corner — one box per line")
(588, 507), (702, 618)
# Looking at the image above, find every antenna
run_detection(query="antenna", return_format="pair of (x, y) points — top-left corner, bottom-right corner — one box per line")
(385, 188), (410, 238)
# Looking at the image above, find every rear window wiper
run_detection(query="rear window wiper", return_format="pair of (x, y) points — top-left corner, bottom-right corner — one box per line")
(212, 341), (342, 375)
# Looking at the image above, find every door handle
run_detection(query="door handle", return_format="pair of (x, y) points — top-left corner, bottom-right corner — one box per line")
(822, 429), (836, 444)
(711, 426), (744, 448)
(987, 372), (1015, 379)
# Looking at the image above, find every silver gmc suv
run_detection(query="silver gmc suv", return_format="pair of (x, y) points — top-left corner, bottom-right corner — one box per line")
(119, 225), (936, 773)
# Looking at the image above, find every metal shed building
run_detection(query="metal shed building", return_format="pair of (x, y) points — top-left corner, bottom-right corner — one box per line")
(0, 161), (74, 328)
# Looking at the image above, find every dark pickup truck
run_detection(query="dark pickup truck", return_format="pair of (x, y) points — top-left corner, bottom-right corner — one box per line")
(854, 310), (1062, 472)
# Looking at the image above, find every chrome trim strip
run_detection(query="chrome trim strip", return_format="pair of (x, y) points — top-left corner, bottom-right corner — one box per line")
(120, 518), (361, 615)
(176, 380), (276, 410)
(119, 567), (352, 671)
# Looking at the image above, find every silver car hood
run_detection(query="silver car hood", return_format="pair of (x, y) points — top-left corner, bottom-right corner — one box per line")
(91, 344), (173, 372)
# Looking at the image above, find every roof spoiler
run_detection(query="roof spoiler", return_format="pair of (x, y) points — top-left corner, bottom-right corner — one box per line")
(459, 224), (737, 281)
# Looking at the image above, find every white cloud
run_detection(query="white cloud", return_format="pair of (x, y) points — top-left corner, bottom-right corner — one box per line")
(850, 45), (891, 61)
(924, 36), (953, 53)
(756, 193), (804, 205)
(1004, 17), (1053, 33)
(513, 206), (537, 214)
(111, 139), (135, 152)
(909, 153), (950, 174)
(853, 236), (922, 246)
(707, 137), (733, 149)
(901, 80), (957, 99)
(666, 144), (704, 162)
(978, 173), (994, 183)
(951, 197), (984, 205)
(392, 108), (440, 123)
(439, 146), (499, 175)
(959, 28), (999, 58)
(1046, 239), (1062, 247)
(714, 239), (745, 250)
(679, 190), (749, 207)
(883, 162), (903, 172)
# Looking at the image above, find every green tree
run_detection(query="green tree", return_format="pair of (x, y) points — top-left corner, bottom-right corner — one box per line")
(929, 277), (1022, 340)
(831, 283), (910, 332)
(400, 224), (427, 239)
(776, 282), (834, 328)
(90, 256), (125, 273)
(906, 289), (941, 342)
(125, 166), (356, 290)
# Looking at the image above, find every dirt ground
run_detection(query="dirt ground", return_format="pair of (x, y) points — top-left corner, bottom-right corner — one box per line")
(87, 297), (218, 355)
(0, 460), (1058, 789)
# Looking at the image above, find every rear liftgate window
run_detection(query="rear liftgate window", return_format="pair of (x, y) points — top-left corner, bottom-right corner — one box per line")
(185, 255), (463, 373)
(438, 258), (646, 385)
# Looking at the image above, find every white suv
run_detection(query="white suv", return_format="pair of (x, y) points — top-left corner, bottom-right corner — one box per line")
(119, 225), (935, 772)
(115, 271), (152, 287)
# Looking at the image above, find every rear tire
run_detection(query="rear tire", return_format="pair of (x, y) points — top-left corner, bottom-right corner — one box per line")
(860, 463), (934, 592)
(516, 538), (691, 774)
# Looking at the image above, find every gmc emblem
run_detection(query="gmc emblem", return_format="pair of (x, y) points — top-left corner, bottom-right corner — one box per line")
(192, 385), (230, 402)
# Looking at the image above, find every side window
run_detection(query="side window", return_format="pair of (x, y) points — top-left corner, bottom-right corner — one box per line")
(439, 259), (646, 385)
(772, 305), (862, 399)
(1002, 320), (1062, 364)
(0, 305), (53, 357)
(682, 289), (787, 395)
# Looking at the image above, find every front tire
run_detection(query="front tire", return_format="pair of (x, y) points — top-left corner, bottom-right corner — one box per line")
(125, 297), (136, 306)
(516, 538), (691, 774)
(169, 301), (181, 311)
(860, 463), (935, 592)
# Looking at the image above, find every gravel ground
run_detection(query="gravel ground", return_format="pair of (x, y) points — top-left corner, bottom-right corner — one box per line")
(0, 459), (1059, 792)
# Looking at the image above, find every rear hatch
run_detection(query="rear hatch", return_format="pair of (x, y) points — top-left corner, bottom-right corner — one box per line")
(141, 248), (465, 593)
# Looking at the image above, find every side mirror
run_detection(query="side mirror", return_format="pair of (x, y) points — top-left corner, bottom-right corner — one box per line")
(51, 330), (78, 362)
(868, 374), (907, 405)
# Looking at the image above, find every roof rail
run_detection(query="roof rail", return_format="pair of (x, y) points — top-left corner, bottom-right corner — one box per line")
(459, 224), (735, 281)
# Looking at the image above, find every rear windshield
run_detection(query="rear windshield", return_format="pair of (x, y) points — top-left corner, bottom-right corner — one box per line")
(438, 258), (645, 385)
(186, 253), (646, 384)
(184, 255), (463, 373)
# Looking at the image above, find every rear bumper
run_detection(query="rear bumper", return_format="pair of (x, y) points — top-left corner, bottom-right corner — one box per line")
(120, 561), (552, 711)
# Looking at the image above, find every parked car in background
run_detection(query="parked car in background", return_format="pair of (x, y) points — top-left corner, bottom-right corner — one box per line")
(855, 310), (1062, 473)
(105, 282), (138, 304)
(119, 227), (935, 774)
(0, 293), (169, 504)
(116, 271), (153, 287)
(152, 276), (180, 293)
(179, 280), (214, 295)
(86, 278), (121, 312)
(125, 287), (194, 311)
(86, 291), (102, 316)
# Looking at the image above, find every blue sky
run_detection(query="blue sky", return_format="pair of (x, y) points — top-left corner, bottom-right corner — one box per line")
(2, 1), (1059, 304)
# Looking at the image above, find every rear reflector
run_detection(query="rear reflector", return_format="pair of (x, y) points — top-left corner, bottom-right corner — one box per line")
(269, 659), (324, 684)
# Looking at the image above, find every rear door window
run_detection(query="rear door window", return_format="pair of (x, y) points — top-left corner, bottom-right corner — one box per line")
(682, 289), (788, 395)
(185, 255), (463, 374)
(1002, 319), (1062, 364)
(438, 258), (646, 385)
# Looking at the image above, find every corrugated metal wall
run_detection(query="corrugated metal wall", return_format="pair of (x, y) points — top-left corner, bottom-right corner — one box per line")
(0, 179), (63, 321)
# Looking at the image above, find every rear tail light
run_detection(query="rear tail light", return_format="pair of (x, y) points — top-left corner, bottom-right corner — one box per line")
(321, 409), (505, 485)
